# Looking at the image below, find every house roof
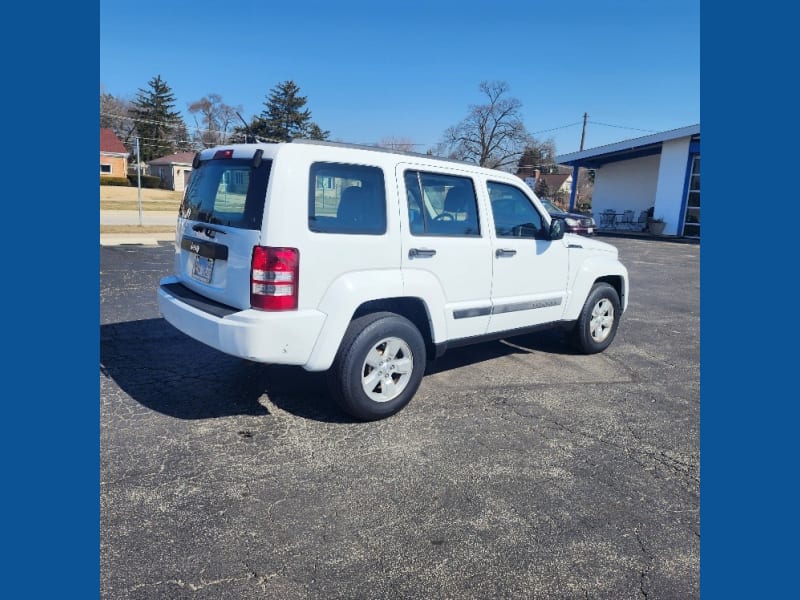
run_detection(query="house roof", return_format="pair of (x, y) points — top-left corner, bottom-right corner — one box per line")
(148, 151), (196, 166)
(556, 124), (700, 169)
(100, 128), (129, 154)
(539, 173), (570, 192)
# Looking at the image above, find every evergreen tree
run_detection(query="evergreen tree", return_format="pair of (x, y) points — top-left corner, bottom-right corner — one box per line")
(171, 120), (195, 152)
(534, 178), (551, 199)
(515, 140), (557, 177)
(131, 75), (186, 161)
(306, 122), (330, 141)
(252, 80), (328, 141)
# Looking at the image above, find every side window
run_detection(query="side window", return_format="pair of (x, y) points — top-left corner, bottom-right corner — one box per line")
(487, 181), (545, 238)
(308, 162), (386, 235)
(404, 170), (480, 237)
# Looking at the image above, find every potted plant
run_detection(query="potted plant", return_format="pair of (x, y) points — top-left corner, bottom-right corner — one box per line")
(648, 216), (666, 235)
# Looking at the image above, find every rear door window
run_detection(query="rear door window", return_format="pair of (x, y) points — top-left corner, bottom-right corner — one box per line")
(308, 162), (386, 235)
(180, 158), (271, 230)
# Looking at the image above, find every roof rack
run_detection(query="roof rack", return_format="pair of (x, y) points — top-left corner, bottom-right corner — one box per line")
(290, 138), (474, 167)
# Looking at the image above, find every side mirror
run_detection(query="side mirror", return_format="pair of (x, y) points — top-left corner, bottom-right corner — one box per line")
(549, 217), (566, 240)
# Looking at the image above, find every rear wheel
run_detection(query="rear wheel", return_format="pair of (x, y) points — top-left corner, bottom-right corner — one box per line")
(328, 312), (426, 421)
(572, 283), (621, 354)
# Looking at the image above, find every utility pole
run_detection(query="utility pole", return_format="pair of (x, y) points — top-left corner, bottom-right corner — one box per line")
(580, 112), (588, 151)
(136, 136), (143, 226)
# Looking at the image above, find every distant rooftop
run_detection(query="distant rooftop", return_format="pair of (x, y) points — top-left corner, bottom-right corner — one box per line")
(148, 151), (196, 165)
(100, 128), (128, 155)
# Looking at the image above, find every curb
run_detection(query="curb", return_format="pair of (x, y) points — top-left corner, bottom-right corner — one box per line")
(100, 233), (175, 246)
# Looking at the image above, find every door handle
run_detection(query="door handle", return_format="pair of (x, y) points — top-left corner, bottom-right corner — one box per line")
(409, 247), (437, 259)
(495, 248), (517, 258)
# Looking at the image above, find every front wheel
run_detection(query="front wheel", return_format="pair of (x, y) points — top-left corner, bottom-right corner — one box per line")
(572, 283), (621, 354)
(328, 312), (426, 421)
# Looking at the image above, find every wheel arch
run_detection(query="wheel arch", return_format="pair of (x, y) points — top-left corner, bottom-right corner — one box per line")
(563, 258), (629, 320)
(594, 275), (624, 307)
(303, 269), (439, 372)
(353, 297), (435, 358)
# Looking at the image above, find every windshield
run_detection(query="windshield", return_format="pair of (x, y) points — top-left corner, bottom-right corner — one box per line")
(180, 158), (271, 229)
(539, 199), (558, 212)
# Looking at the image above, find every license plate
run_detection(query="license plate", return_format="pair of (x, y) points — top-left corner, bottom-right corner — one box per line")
(587, 227), (594, 234)
(192, 255), (214, 283)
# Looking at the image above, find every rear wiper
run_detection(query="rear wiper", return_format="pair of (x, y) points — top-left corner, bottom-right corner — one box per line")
(192, 223), (227, 236)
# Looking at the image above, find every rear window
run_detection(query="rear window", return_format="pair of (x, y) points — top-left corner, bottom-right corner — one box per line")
(180, 157), (271, 229)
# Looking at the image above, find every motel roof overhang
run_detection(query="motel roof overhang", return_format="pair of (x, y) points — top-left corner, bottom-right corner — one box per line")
(555, 124), (700, 169)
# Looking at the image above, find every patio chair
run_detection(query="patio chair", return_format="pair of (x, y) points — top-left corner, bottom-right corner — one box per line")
(636, 210), (649, 231)
(620, 209), (635, 229)
(599, 209), (616, 229)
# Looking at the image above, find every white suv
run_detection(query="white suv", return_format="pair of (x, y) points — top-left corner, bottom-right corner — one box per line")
(158, 141), (628, 420)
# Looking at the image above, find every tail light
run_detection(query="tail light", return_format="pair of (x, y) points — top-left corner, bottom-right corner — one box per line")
(251, 246), (299, 310)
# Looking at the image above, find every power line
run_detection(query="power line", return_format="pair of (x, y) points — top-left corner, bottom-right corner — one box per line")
(530, 122), (582, 135)
(588, 120), (658, 134)
(101, 111), (233, 137)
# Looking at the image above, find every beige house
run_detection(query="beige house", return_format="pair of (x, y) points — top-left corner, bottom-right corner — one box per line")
(147, 151), (195, 192)
(538, 172), (573, 197)
(518, 168), (573, 207)
(100, 128), (130, 178)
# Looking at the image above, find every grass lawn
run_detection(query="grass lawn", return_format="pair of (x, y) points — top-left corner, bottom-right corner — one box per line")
(100, 185), (183, 211)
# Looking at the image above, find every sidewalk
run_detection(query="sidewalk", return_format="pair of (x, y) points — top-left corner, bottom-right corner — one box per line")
(100, 209), (176, 246)
(100, 232), (175, 246)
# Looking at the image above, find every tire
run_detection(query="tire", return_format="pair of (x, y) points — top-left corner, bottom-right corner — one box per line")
(328, 312), (426, 421)
(572, 283), (621, 354)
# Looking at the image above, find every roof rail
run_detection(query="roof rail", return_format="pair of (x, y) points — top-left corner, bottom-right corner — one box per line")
(290, 138), (474, 166)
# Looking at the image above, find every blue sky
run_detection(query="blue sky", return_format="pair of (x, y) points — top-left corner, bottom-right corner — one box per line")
(99, 0), (699, 156)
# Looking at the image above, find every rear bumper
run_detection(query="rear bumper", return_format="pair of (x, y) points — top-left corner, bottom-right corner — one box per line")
(157, 276), (326, 367)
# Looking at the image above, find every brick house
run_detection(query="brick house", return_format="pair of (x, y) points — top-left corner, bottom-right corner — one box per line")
(100, 128), (130, 178)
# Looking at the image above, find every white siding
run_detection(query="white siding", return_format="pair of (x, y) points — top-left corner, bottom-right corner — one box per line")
(653, 137), (691, 235)
(592, 153), (659, 218)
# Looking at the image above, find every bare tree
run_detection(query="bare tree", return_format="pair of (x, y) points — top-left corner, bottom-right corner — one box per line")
(377, 136), (418, 152)
(576, 167), (595, 208)
(100, 90), (136, 146)
(439, 81), (533, 170)
(188, 93), (242, 147)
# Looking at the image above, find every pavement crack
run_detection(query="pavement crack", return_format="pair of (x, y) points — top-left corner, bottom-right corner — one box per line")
(634, 526), (655, 599)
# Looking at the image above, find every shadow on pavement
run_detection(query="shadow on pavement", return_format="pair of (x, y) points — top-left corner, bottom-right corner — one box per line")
(100, 318), (353, 422)
(426, 326), (578, 375)
(100, 318), (579, 422)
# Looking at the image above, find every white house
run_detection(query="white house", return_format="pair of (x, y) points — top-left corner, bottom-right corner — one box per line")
(557, 125), (700, 238)
(147, 151), (195, 192)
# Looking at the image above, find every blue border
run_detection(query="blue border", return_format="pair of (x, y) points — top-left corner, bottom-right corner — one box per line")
(701, 1), (796, 597)
(6, 5), (98, 597)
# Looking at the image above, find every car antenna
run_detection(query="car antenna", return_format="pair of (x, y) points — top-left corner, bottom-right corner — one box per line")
(235, 112), (280, 144)
(236, 111), (256, 143)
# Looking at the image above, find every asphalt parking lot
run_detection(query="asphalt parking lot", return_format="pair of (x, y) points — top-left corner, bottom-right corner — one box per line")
(100, 236), (699, 599)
